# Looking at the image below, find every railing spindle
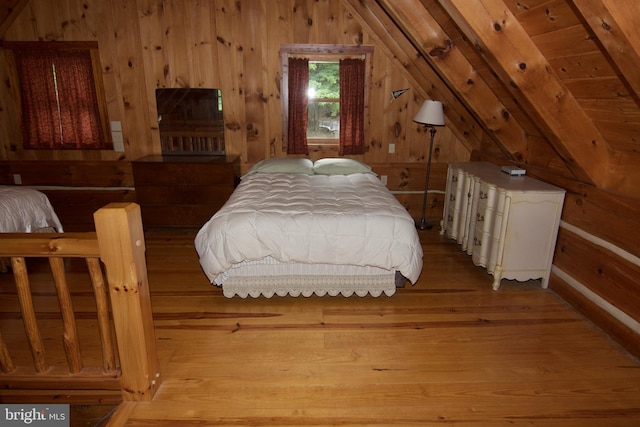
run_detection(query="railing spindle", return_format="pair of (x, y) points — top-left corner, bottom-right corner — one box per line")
(86, 257), (118, 373)
(49, 257), (83, 374)
(0, 330), (15, 373)
(11, 256), (48, 374)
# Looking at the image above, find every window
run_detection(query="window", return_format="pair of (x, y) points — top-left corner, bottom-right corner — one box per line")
(280, 44), (372, 155)
(6, 42), (112, 150)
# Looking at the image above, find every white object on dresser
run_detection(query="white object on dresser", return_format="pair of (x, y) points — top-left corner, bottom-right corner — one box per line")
(440, 162), (565, 290)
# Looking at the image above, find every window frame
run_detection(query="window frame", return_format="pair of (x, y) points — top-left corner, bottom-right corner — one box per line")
(280, 44), (373, 152)
(5, 41), (112, 151)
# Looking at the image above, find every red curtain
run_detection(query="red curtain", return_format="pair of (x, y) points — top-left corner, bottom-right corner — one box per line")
(287, 57), (309, 155)
(14, 50), (60, 149)
(55, 50), (105, 149)
(339, 58), (366, 155)
(14, 49), (107, 150)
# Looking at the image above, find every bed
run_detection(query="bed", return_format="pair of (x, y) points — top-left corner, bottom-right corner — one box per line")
(0, 185), (64, 271)
(194, 158), (423, 298)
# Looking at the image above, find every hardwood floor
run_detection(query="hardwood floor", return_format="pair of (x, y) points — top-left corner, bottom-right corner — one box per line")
(5, 228), (640, 426)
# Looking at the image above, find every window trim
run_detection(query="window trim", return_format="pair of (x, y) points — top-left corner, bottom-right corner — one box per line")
(280, 44), (373, 151)
(4, 41), (112, 151)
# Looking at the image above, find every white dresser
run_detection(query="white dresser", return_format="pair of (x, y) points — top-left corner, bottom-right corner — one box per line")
(440, 162), (565, 290)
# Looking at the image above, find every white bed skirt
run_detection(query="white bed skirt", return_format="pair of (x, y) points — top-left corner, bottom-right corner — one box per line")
(213, 256), (403, 298)
(222, 274), (397, 298)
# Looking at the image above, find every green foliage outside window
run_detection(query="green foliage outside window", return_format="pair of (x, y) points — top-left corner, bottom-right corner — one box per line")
(309, 61), (339, 116)
(308, 61), (340, 139)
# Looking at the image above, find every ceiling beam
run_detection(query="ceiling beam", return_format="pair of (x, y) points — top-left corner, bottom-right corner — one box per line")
(0, 0), (29, 37)
(572, 0), (640, 101)
(437, 0), (612, 187)
(377, 0), (529, 162)
(341, 0), (482, 153)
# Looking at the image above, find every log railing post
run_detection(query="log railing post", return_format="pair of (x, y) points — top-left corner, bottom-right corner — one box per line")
(93, 203), (161, 401)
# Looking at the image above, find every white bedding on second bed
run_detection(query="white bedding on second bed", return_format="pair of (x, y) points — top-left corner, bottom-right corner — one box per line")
(0, 186), (64, 233)
(194, 172), (423, 293)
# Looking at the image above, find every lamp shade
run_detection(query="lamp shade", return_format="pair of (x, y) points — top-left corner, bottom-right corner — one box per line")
(413, 100), (445, 126)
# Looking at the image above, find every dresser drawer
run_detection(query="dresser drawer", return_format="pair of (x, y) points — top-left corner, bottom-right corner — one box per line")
(132, 155), (240, 228)
(472, 223), (491, 267)
(132, 162), (237, 186)
(135, 185), (234, 205)
(445, 167), (466, 240)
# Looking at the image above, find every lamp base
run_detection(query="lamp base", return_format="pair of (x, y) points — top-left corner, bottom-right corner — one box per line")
(415, 218), (433, 230)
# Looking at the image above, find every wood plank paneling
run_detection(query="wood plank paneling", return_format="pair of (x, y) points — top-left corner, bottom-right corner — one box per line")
(573, 0), (640, 101)
(0, 161), (134, 187)
(550, 273), (640, 360)
(554, 227), (640, 324)
(561, 186), (640, 261)
(108, 1), (154, 161)
(509, 0), (581, 37)
(439, 0), (610, 186)
(0, 0), (28, 36)
(1, 0), (473, 169)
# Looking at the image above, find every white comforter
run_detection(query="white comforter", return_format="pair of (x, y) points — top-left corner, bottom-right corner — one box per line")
(195, 173), (423, 284)
(0, 186), (64, 233)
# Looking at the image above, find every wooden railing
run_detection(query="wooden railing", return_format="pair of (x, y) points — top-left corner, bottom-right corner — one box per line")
(0, 203), (161, 403)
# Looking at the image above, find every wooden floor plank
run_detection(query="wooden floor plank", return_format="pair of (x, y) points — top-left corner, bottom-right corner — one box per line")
(2, 228), (640, 426)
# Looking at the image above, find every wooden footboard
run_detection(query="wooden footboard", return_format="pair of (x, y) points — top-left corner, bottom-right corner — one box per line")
(0, 203), (161, 404)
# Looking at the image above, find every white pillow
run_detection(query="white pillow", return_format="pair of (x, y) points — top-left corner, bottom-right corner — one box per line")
(313, 158), (376, 175)
(242, 158), (314, 178)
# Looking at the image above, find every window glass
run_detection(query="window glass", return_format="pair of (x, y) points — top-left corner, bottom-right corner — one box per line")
(307, 61), (339, 140)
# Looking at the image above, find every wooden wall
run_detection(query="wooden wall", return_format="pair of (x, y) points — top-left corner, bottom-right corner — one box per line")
(0, 1), (466, 166)
(0, 0), (469, 226)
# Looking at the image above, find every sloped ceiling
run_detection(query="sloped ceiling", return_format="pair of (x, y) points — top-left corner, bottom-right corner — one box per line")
(343, 0), (640, 197)
(0, 0), (27, 36)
